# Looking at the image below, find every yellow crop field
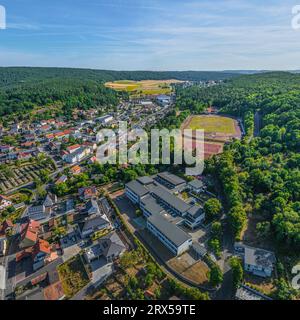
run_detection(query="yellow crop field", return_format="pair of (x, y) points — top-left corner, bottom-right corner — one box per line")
(105, 79), (183, 95)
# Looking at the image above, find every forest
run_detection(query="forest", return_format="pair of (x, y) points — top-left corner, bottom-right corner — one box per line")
(0, 78), (125, 120)
(0, 67), (239, 120)
(176, 72), (300, 252)
(0, 67), (238, 89)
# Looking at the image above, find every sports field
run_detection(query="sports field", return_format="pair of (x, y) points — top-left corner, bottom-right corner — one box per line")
(105, 79), (183, 96)
(182, 115), (242, 159)
(185, 115), (236, 134)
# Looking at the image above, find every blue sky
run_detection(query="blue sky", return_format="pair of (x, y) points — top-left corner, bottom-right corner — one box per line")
(0, 0), (300, 70)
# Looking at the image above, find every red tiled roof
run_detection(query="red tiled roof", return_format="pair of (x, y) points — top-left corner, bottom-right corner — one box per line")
(67, 144), (81, 152)
(71, 165), (81, 173)
(34, 239), (51, 255)
(17, 238), (51, 262)
(31, 272), (48, 286)
(20, 220), (41, 243)
(0, 194), (10, 201)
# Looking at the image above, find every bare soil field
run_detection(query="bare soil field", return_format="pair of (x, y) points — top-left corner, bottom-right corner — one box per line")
(167, 252), (210, 285)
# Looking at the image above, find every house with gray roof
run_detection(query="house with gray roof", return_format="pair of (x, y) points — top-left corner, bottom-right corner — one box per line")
(43, 193), (57, 208)
(79, 215), (111, 238)
(85, 199), (100, 216)
(84, 231), (126, 263)
(27, 205), (49, 221)
(235, 243), (276, 278)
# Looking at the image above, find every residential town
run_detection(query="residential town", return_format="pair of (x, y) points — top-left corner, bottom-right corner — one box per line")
(0, 81), (279, 302)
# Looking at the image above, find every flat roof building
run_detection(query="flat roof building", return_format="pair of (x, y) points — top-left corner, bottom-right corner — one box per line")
(125, 180), (149, 204)
(155, 172), (186, 190)
(150, 185), (191, 216)
(147, 213), (192, 256)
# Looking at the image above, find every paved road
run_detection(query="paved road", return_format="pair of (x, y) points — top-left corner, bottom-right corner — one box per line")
(15, 257), (63, 288)
(254, 111), (261, 137)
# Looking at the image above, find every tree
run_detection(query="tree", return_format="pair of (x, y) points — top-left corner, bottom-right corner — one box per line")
(145, 274), (154, 287)
(208, 238), (221, 258)
(274, 278), (296, 300)
(54, 182), (69, 197)
(208, 265), (223, 288)
(204, 198), (222, 221)
(211, 221), (222, 239)
(228, 205), (247, 239)
(256, 221), (271, 239)
(229, 257), (244, 290)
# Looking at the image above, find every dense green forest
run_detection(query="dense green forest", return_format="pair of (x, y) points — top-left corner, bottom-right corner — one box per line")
(0, 67), (238, 119)
(0, 67), (238, 88)
(177, 72), (300, 252)
(0, 78), (125, 119)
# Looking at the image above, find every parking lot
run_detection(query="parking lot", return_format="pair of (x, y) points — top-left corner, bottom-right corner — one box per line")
(112, 193), (143, 232)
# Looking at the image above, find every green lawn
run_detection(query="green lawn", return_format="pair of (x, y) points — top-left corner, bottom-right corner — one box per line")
(187, 115), (236, 134)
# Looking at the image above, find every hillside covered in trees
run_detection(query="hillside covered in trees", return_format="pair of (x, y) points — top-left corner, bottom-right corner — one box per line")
(0, 67), (239, 119)
(0, 67), (238, 89)
(0, 78), (125, 120)
(177, 72), (300, 252)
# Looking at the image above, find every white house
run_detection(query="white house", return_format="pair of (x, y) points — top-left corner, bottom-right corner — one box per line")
(235, 243), (276, 278)
(96, 115), (114, 125)
(63, 147), (91, 164)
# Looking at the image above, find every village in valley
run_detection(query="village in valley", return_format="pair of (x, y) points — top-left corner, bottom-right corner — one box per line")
(0, 79), (278, 301)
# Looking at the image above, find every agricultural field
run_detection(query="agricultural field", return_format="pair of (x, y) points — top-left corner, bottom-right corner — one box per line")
(181, 115), (242, 159)
(105, 79), (183, 96)
(0, 160), (55, 193)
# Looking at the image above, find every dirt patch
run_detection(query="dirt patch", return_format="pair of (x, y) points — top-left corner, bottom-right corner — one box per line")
(167, 252), (210, 285)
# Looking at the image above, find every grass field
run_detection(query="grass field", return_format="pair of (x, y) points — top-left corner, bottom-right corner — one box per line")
(186, 115), (236, 134)
(105, 79), (183, 96)
(181, 115), (242, 159)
